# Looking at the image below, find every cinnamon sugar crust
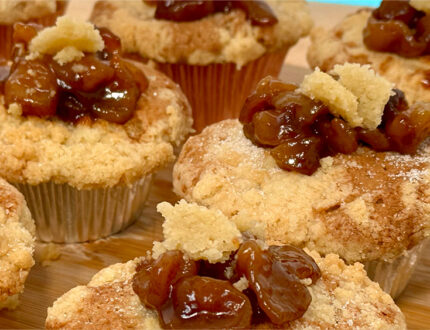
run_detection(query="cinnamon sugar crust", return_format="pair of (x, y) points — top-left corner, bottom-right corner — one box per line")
(90, 0), (312, 67)
(0, 63), (192, 189)
(307, 10), (430, 104)
(45, 252), (406, 329)
(173, 120), (430, 263)
(0, 179), (35, 309)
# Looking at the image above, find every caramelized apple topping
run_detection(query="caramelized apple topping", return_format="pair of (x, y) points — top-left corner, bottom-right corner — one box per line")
(145, 0), (278, 26)
(132, 240), (321, 328)
(240, 77), (430, 175)
(2, 23), (148, 124)
(363, 0), (430, 57)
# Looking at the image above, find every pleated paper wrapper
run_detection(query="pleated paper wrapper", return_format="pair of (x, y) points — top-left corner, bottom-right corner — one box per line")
(15, 175), (152, 243)
(156, 48), (288, 132)
(363, 239), (428, 299)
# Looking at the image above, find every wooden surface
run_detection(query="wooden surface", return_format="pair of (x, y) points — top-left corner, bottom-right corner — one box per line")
(1, 1), (429, 328)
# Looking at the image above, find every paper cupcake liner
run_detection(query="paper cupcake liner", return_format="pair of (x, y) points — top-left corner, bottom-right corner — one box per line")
(0, 1), (67, 60)
(363, 239), (428, 299)
(14, 175), (152, 243)
(156, 48), (288, 132)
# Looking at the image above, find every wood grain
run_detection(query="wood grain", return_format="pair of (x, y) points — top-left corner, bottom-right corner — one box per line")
(0, 1), (429, 328)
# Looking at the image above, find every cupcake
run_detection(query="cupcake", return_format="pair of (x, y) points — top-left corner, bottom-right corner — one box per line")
(307, 0), (430, 104)
(0, 0), (67, 60)
(0, 17), (192, 243)
(90, 0), (312, 132)
(45, 200), (406, 329)
(173, 63), (430, 298)
(0, 178), (35, 310)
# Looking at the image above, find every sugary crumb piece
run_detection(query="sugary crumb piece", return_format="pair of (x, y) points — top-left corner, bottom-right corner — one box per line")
(410, 0), (430, 13)
(331, 63), (393, 129)
(233, 276), (249, 292)
(7, 103), (22, 116)
(298, 68), (360, 126)
(53, 46), (85, 65)
(0, 294), (19, 310)
(299, 63), (393, 129)
(28, 16), (104, 65)
(153, 200), (242, 263)
(35, 243), (61, 267)
(300, 278), (312, 286)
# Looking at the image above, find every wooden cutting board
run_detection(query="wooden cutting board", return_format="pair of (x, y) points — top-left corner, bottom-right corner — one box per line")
(0, 1), (429, 328)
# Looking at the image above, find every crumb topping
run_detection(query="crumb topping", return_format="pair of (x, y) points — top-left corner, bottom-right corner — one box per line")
(28, 17), (104, 65)
(153, 200), (242, 263)
(299, 63), (393, 129)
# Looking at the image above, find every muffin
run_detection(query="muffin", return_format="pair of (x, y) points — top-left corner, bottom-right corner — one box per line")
(90, 0), (312, 132)
(45, 200), (406, 329)
(0, 0), (67, 60)
(0, 17), (192, 243)
(307, 0), (430, 104)
(0, 178), (35, 310)
(173, 64), (430, 298)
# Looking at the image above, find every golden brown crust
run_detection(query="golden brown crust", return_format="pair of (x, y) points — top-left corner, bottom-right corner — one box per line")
(307, 10), (430, 104)
(0, 63), (192, 189)
(173, 120), (430, 263)
(45, 252), (406, 329)
(0, 178), (35, 309)
(90, 0), (312, 67)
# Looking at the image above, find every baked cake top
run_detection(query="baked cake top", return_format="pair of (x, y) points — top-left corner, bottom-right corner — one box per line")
(173, 119), (430, 263)
(90, 0), (312, 67)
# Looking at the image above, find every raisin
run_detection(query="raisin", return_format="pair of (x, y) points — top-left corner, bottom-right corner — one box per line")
(268, 245), (321, 284)
(356, 128), (391, 151)
(57, 93), (88, 122)
(363, 17), (426, 58)
(89, 58), (142, 124)
(5, 59), (58, 117)
(319, 118), (358, 154)
(236, 241), (312, 325)
(198, 253), (237, 281)
(12, 22), (42, 45)
(98, 27), (122, 54)
(270, 136), (322, 175)
(240, 77), (297, 124)
(151, 0), (277, 26)
(373, 0), (417, 25)
(0, 63), (10, 94)
(404, 102), (430, 147)
(385, 113), (416, 153)
(252, 109), (295, 146)
(155, 0), (215, 22)
(132, 250), (198, 310)
(161, 276), (252, 329)
(234, 0), (278, 26)
(50, 55), (115, 92)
